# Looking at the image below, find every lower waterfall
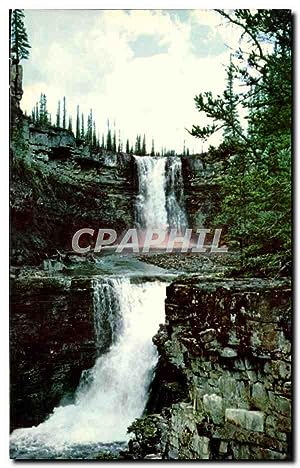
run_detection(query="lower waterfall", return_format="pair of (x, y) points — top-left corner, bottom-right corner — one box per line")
(10, 278), (166, 459)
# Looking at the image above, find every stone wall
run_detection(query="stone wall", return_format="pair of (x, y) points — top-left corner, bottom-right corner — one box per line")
(127, 277), (292, 460)
(10, 275), (97, 431)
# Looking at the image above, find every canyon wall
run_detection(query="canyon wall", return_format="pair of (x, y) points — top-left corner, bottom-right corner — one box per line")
(127, 277), (292, 460)
(10, 275), (97, 430)
(11, 122), (135, 265)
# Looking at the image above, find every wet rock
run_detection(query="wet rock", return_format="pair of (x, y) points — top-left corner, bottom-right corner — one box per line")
(225, 409), (264, 432)
(203, 394), (224, 424)
(130, 277), (292, 460)
(10, 275), (97, 431)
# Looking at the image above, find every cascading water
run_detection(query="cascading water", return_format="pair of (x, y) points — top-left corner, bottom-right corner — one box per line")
(10, 278), (166, 459)
(134, 155), (188, 232)
(165, 157), (188, 232)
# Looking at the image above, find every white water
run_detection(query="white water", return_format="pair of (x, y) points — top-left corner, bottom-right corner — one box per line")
(10, 278), (166, 458)
(134, 155), (187, 232)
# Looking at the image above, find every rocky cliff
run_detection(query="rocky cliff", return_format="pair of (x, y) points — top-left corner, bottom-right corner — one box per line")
(10, 275), (98, 431)
(127, 277), (292, 460)
(10, 120), (135, 265)
(182, 154), (222, 228)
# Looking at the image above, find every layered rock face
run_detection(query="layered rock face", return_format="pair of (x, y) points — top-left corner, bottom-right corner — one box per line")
(127, 277), (292, 460)
(11, 121), (135, 265)
(10, 64), (23, 122)
(10, 275), (97, 431)
(182, 154), (222, 228)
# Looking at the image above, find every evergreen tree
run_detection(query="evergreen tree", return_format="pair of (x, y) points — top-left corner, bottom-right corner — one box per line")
(10, 9), (31, 64)
(112, 130), (117, 152)
(126, 139), (130, 154)
(101, 134), (105, 149)
(39, 93), (48, 125)
(142, 134), (146, 155)
(81, 113), (85, 139)
(135, 134), (141, 155)
(62, 96), (66, 129)
(35, 102), (39, 123)
(106, 121), (112, 151)
(86, 109), (93, 144)
(68, 116), (73, 133)
(56, 100), (61, 127)
(92, 121), (97, 147)
(151, 139), (155, 156)
(76, 105), (80, 139)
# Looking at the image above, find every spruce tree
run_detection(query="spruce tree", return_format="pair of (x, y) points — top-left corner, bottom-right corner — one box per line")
(92, 121), (97, 147)
(135, 135), (141, 155)
(62, 96), (66, 129)
(81, 113), (85, 139)
(11, 9), (31, 64)
(151, 139), (155, 156)
(86, 109), (93, 144)
(142, 134), (146, 155)
(68, 116), (73, 132)
(126, 139), (130, 154)
(35, 102), (39, 123)
(76, 105), (80, 139)
(112, 131), (116, 152)
(39, 93), (48, 125)
(56, 100), (61, 127)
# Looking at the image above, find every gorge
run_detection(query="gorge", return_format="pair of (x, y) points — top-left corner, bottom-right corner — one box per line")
(9, 65), (292, 460)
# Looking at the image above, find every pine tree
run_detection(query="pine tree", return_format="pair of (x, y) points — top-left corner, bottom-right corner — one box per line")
(68, 116), (73, 132)
(223, 54), (242, 143)
(76, 105), (80, 139)
(142, 134), (146, 155)
(112, 130), (117, 152)
(31, 108), (35, 123)
(35, 102), (39, 123)
(62, 96), (66, 129)
(126, 139), (130, 154)
(135, 135), (141, 155)
(56, 100), (60, 127)
(92, 121), (97, 147)
(81, 113), (85, 139)
(39, 93), (48, 125)
(151, 139), (155, 156)
(10, 9), (31, 64)
(86, 109), (93, 144)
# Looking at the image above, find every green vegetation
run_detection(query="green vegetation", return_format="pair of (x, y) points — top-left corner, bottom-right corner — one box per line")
(10, 9), (31, 64)
(190, 9), (292, 276)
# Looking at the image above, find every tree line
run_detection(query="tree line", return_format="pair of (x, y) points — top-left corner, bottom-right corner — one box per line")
(29, 94), (191, 155)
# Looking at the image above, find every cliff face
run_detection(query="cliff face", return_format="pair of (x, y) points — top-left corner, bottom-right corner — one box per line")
(127, 277), (292, 460)
(182, 154), (222, 228)
(10, 64), (23, 123)
(10, 121), (135, 265)
(10, 275), (97, 431)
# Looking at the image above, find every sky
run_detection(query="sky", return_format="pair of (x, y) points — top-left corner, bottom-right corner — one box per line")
(21, 9), (242, 154)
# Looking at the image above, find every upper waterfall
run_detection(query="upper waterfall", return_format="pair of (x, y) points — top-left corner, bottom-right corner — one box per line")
(134, 155), (188, 233)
